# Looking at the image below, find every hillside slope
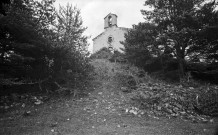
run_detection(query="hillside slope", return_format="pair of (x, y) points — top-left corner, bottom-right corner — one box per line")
(0, 59), (217, 135)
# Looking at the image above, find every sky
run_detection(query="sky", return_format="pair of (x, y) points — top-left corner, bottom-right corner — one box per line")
(54, 0), (146, 53)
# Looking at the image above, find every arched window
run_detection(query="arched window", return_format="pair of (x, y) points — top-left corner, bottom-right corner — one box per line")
(108, 36), (114, 52)
(108, 16), (112, 27)
(108, 36), (113, 43)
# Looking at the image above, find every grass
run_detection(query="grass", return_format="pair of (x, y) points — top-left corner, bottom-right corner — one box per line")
(0, 59), (217, 135)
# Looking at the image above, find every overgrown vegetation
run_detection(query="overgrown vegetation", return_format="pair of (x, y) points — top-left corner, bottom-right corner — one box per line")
(90, 47), (113, 59)
(122, 0), (218, 83)
(1, 0), (217, 124)
(120, 0), (218, 119)
(114, 62), (218, 122)
(0, 0), (92, 97)
(90, 47), (125, 62)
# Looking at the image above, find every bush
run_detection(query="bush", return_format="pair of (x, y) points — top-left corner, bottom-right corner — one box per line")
(187, 62), (218, 84)
(0, 2), (92, 96)
(90, 47), (113, 59)
(109, 50), (126, 63)
(198, 87), (218, 116)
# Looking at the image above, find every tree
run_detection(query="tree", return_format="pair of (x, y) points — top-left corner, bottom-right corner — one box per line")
(0, 0), (10, 16)
(51, 3), (91, 89)
(122, 21), (177, 73)
(141, 0), (204, 77)
(189, 1), (218, 62)
(122, 23), (158, 67)
(0, 0), (55, 80)
(55, 4), (88, 51)
(0, 0), (92, 94)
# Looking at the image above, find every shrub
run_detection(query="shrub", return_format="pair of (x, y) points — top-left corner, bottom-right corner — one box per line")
(90, 47), (113, 59)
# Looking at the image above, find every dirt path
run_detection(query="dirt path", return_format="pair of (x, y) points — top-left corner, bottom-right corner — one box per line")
(0, 59), (217, 135)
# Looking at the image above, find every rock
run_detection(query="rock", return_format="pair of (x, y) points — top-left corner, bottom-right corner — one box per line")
(34, 100), (43, 105)
(121, 87), (130, 92)
(209, 119), (214, 123)
(23, 111), (31, 117)
(50, 122), (58, 127)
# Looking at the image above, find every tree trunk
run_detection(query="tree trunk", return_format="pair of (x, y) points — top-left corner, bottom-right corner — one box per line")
(175, 42), (185, 80)
(160, 55), (165, 73)
(178, 57), (185, 79)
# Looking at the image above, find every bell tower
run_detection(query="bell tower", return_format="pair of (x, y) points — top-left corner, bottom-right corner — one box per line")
(104, 13), (117, 29)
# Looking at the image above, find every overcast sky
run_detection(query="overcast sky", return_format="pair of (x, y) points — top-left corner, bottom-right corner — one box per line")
(54, 0), (146, 53)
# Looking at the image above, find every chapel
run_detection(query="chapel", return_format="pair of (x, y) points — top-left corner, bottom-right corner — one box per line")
(92, 13), (129, 53)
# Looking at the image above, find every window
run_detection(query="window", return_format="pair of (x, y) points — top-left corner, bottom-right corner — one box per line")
(108, 16), (112, 27)
(108, 36), (113, 43)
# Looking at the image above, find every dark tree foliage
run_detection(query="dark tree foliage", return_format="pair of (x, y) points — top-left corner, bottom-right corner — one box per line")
(52, 4), (91, 82)
(122, 23), (158, 67)
(0, 0), (91, 94)
(0, 0), (10, 16)
(122, 22), (176, 73)
(123, 0), (218, 81)
(141, 0), (206, 77)
(189, 1), (218, 62)
(0, 0), (51, 80)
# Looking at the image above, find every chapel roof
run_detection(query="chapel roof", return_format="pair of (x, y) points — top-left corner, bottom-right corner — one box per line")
(104, 13), (117, 19)
(92, 27), (130, 41)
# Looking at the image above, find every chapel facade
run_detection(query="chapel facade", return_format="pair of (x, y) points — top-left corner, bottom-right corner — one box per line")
(92, 13), (129, 53)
